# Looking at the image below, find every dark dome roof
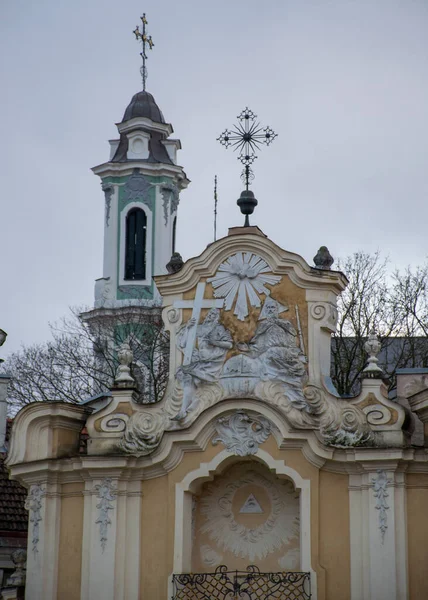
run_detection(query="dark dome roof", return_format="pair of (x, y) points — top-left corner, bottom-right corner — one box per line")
(122, 91), (165, 123)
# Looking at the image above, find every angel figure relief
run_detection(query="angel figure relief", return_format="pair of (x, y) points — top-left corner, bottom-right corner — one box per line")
(173, 253), (308, 420)
(234, 297), (308, 407)
(175, 308), (233, 420)
(174, 296), (308, 420)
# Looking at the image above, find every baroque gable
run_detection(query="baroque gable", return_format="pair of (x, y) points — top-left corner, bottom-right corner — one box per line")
(83, 228), (406, 457)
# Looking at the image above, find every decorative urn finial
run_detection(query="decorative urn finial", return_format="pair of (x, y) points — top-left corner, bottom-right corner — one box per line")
(166, 252), (184, 274)
(115, 342), (135, 385)
(313, 246), (334, 270)
(363, 330), (384, 378)
(237, 190), (258, 227)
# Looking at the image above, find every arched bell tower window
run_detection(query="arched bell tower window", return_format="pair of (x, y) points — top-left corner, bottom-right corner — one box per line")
(125, 208), (147, 280)
(172, 216), (177, 254)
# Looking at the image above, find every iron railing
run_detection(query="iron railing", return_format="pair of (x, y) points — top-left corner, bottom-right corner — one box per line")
(172, 565), (311, 599)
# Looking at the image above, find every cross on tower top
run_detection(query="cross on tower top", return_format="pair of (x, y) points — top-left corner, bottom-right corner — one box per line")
(133, 13), (155, 91)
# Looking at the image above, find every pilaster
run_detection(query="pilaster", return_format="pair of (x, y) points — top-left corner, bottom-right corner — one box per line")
(80, 476), (119, 600)
(305, 290), (339, 383)
(349, 463), (408, 600)
(25, 480), (61, 600)
(80, 472), (142, 600)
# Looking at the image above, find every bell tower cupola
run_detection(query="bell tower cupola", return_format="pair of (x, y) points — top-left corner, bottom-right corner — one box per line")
(91, 18), (189, 308)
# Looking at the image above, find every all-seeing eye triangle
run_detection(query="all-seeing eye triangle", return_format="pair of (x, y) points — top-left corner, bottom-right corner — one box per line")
(239, 493), (264, 514)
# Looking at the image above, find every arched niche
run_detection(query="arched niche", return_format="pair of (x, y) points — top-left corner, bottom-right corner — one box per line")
(173, 448), (317, 598)
(191, 460), (300, 573)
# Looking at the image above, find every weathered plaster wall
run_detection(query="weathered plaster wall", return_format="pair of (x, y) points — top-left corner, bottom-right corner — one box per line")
(57, 483), (84, 600)
(407, 473), (428, 599)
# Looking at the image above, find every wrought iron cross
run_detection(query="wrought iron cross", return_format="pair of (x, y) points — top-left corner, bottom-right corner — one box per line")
(133, 13), (154, 91)
(217, 108), (277, 190)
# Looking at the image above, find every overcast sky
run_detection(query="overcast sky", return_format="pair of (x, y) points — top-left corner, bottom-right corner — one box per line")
(1, 0), (428, 357)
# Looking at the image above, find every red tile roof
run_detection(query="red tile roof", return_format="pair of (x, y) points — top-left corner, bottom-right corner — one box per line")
(0, 419), (28, 533)
(0, 459), (27, 532)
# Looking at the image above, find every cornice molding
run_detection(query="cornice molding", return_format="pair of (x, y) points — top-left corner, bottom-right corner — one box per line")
(91, 161), (190, 188)
(155, 233), (347, 297)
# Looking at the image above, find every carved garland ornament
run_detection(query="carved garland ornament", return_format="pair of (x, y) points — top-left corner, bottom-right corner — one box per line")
(94, 478), (117, 552)
(160, 183), (179, 225)
(123, 170), (153, 206)
(25, 483), (46, 557)
(212, 411), (272, 456)
(372, 470), (392, 544)
(200, 466), (299, 562)
(101, 182), (114, 227)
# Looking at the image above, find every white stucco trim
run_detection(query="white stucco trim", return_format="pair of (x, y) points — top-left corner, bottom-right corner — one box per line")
(80, 478), (119, 600)
(173, 448), (317, 599)
(119, 202), (153, 287)
(25, 481), (61, 600)
(349, 467), (409, 600)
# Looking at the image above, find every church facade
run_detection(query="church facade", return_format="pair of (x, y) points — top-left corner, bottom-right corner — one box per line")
(7, 76), (428, 600)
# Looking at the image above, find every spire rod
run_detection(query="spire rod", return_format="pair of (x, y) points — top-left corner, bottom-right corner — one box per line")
(214, 175), (218, 241)
(133, 13), (154, 91)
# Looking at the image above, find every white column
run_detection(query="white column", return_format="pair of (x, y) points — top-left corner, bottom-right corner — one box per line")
(80, 477), (119, 600)
(349, 467), (408, 600)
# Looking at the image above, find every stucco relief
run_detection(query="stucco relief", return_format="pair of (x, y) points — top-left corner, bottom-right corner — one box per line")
(160, 182), (179, 224)
(212, 411), (272, 456)
(175, 308), (233, 420)
(122, 169), (154, 209)
(173, 295), (307, 420)
(240, 494), (264, 513)
(94, 478), (117, 552)
(309, 302), (337, 328)
(198, 465), (299, 562)
(207, 252), (281, 321)
(372, 470), (391, 544)
(118, 258), (375, 455)
(101, 182), (114, 227)
(200, 545), (223, 567)
(25, 483), (45, 557)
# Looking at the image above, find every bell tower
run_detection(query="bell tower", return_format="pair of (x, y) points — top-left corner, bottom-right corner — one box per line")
(91, 90), (189, 308)
(80, 15), (189, 403)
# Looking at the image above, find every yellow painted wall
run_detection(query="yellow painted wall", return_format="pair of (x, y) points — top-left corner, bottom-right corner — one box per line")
(57, 482), (84, 600)
(319, 470), (351, 600)
(407, 473), (428, 599)
(136, 437), (356, 600)
(140, 475), (170, 599)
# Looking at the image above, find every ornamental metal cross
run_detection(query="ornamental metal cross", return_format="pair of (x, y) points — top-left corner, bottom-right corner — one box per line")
(133, 13), (154, 91)
(217, 108), (277, 189)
